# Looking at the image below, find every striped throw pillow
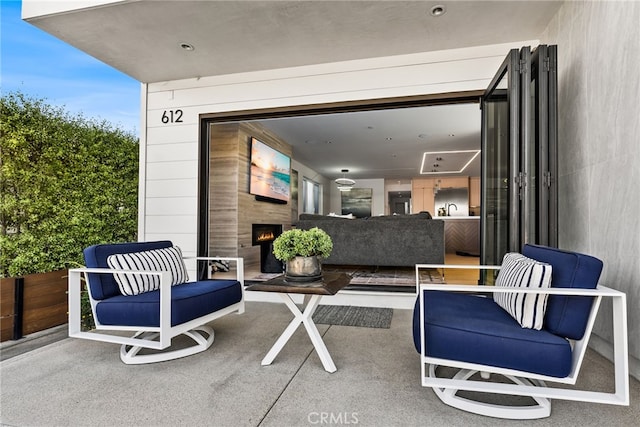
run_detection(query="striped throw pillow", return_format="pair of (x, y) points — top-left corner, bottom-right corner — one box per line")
(107, 246), (189, 296)
(493, 252), (552, 330)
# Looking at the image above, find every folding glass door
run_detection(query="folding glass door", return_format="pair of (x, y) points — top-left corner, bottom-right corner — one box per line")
(480, 45), (558, 271)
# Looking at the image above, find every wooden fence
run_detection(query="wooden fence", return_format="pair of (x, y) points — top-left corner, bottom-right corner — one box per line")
(0, 270), (68, 342)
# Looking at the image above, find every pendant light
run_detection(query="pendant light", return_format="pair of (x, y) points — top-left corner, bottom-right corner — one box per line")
(335, 169), (355, 191)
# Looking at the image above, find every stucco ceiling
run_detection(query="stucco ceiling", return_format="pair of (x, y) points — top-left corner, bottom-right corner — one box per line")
(25, 0), (562, 83)
(24, 0), (562, 181)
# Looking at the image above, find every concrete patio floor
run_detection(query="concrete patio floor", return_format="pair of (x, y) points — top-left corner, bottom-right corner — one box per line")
(1, 301), (638, 426)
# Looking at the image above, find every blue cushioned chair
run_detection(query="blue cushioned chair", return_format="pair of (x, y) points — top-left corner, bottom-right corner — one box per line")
(413, 244), (629, 419)
(68, 241), (245, 364)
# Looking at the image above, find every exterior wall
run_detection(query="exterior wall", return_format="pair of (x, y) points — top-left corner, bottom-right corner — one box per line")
(21, 0), (119, 17)
(540, 0), (640, 379)
(140, 40), (537, 260)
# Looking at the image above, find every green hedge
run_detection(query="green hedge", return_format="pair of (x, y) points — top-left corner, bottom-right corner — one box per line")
(1, 92), (139, 277)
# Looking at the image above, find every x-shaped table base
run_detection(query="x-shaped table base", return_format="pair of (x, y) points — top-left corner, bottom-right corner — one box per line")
(261, 293), (336, 373)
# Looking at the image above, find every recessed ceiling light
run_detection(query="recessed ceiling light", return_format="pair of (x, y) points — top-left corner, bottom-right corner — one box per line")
(180, 42), (195, 51)
(430, 5), (446, 17)
(420, 150), (481, 174)
(385, 137), (393, 141)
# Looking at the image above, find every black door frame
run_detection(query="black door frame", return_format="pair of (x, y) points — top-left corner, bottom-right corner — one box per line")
(196, 91), (483, 279)
(479, 45), (558, 271)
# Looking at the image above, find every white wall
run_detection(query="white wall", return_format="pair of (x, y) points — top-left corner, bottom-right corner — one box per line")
(329, 179), (385, 216)
(385, 179), (413, 215)
(540, 0), (640, 379)
(22, 0), (119, 18)
(291, 159), (330, 218)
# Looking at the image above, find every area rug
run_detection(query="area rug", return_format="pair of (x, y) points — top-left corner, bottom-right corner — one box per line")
(248, 266), (442, 287)
(324, 265), (442, 286)
(312, 305), (393, 329)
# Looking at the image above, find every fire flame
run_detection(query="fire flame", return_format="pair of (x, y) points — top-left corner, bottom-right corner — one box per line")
(257, 232), (275, 242)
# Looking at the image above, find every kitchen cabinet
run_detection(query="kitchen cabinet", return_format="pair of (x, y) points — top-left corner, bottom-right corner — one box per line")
(411, 178), (436, 215)
(469, 177), (481, 215)
(413, 176), (480, 217)
(437, 177), (469, 189)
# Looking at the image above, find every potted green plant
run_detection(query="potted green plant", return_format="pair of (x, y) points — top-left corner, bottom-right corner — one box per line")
(272, 227), (333, 282)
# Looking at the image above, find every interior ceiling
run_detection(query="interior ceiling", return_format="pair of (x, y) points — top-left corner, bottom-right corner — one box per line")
(258, 102), (482, 180)
(25, 0), (562, 182)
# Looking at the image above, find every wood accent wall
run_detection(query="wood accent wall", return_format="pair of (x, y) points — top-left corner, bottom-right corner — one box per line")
(209, 122), (293, 270)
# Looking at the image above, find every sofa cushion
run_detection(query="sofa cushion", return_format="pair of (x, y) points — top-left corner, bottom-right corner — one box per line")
(522, 244), (603, 340)
(84, 241), (174, 300)
(413, 290), (572, 377)
(107, 246), (189, 296)
(95, 279), (242, 327)
(493, 252), (552, 330)
(297, 215), (444, 266)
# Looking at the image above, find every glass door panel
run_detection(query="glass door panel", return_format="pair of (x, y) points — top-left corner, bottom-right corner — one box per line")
(481, 49), (520, 270)
(480, 45), (558, 279)
(519, 46), (532, 247)
(530, 45), (558, 246)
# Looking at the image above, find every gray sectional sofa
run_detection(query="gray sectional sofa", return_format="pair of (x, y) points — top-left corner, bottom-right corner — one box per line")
(296, 212), (444, 267)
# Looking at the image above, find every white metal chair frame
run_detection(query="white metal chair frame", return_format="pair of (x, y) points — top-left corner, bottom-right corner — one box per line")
(68, 257), (244, 364)
(415, 263), (629, 419)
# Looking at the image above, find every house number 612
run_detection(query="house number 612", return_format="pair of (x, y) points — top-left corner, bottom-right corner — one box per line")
(161, 109), (183, 124)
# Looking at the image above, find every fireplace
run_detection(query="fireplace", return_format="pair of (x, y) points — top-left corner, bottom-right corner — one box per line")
(252, 224), (283, 273)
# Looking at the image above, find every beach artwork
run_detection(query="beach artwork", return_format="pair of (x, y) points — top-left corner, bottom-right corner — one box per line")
(250, 138), (291, 202)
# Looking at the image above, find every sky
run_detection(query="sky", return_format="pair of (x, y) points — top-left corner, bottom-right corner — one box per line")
(1, 0), (140, 135)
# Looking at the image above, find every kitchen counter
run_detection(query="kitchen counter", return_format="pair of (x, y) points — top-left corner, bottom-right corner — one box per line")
(440, 217), (480, 254)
